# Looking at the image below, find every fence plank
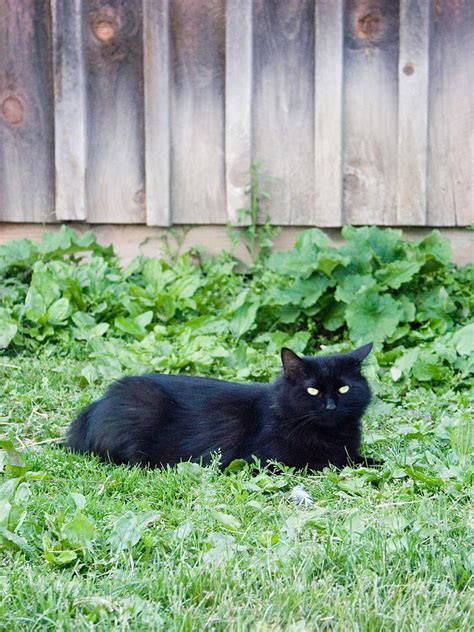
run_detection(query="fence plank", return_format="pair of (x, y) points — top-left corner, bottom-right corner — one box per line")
(0, 0), (55, 222)
(0, 0), (473, 228)
(252, 0), (314, 225)
(169, 0), (226, 223)
(428, 0), (474, 226)
(225, 0), (253, 224)
(143, 0), (170, 226)
(314, 0), (343, 226)
(85, 0), (145, 223)
(52, 0), (87, 221)
(343, 0), (399, 225)
(396, 0), (430, 225)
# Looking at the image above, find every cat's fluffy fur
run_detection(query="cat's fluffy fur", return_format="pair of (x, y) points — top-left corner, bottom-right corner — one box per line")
(67, 343), (377, 470)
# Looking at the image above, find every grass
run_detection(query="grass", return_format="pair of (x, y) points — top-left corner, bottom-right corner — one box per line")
(0, 354), (472, 631)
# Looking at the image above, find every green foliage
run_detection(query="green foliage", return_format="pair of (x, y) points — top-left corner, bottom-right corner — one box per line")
(1, 225), (472, 389)
(0, 475), (32, 554)
(0, 348), (472, 629)
(227, 163), (280, 263)
(108, 510), (160, 556)
(43, 497), (95, 566)
(0, 219), (472, 629)
(0, 340), (474, 632)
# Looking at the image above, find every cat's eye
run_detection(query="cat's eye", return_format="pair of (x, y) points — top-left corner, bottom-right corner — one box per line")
(339, 385), (350, 394)
(307, 387), (319, 396)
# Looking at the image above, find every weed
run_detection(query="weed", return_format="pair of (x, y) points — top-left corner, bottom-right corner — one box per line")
(227, 163), (280, 263)
(0, 218), (472, 630)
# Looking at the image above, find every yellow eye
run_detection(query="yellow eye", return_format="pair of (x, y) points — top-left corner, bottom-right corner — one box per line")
(307, 387), (319, 396)
(339, 385), (350, 394)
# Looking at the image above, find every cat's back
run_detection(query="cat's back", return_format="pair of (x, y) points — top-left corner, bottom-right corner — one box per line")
(137, 373), (267, 406)
(68, 372), (267, 444)
(67, 371), (270, 466)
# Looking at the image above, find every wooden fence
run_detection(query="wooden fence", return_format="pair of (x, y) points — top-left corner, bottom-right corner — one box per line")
(0, 0), (472, 226)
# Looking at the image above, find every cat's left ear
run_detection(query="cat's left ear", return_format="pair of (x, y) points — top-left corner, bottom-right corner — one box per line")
(349, 342), (373, 364)
(281, 347), (306, 381)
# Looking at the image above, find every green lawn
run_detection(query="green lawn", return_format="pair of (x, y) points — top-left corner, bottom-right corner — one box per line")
(0, 354), (472, 631)
(1, 225), (472, 630)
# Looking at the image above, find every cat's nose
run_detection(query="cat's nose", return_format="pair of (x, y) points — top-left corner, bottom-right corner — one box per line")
(325, 398), (336, 410)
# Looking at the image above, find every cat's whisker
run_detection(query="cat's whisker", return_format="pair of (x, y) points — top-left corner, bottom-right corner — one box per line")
(284, 413), (317, 441)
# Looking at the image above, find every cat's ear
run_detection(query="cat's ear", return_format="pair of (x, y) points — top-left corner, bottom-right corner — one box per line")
(281, 347), (306, 381)
(349, 342), (373, 364)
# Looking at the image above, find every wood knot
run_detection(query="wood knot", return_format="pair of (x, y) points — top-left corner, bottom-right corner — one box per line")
(92, 15), (118, 43)
(1, 96), (24, 125)
(403, 63), (415, 75)
(134, 189), (146, 207)
(356, 10), (385, 42)
(344, 173), (359, 190)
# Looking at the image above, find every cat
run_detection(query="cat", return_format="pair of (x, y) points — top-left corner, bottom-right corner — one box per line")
(66, 343), (380, 471)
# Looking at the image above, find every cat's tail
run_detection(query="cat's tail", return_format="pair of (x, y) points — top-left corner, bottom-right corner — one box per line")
(65, 402), (97, 453)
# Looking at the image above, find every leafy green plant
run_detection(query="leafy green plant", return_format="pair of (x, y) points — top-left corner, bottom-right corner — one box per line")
(0, 211), (472, 631)
(43, 492), (95, 566)
(227, 163), (280, 263)
(157, 226), (192, 265)
(0, 476), (32, 554)
(0, 351), (472, 630)
(0, 224), (472, 391)
(108, 510), (160, 557)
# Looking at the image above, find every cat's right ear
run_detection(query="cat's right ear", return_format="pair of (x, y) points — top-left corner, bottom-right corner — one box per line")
(349, 342), (373, 364)
(281, 348), (306, 381)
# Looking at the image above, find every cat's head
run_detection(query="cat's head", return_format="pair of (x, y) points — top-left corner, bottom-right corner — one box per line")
(276, 344), (373, 426)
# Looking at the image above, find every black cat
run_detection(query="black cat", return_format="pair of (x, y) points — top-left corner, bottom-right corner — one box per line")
(67, 343), (379, 471)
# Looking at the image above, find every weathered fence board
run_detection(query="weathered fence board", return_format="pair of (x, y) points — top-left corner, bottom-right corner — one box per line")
(427, 0), (474, 226)
(225, 0), (253, 224)
(0, 0), (472, 227)
(144, 0), (171, 227)
(169, 0), (226, 224)
(343, 0), (400, 225)
(396, 0), (430, 225)
(253, 0), (315, 225)
(52, 0), (87, 221)
(85, 0), (145, 223)
(0, 0), (55, 222)
(314, 0), (344, 226)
